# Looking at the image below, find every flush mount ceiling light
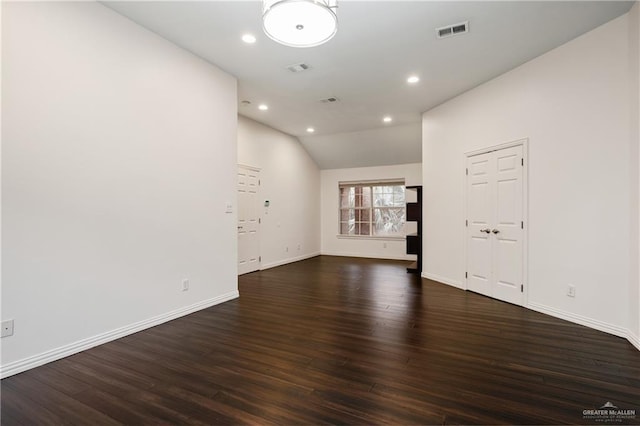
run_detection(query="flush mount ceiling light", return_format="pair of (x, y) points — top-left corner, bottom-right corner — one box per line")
(258, 104), (269, 111)
(383, 116), (393, 123)
(306, 127), (315, 133)
(407, 75), (420, 84)
(263, 0), (338, 48)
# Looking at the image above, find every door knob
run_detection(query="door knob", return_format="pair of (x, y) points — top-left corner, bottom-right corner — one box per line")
(492, 229), (500, 234)
(480, 228), (490, 233)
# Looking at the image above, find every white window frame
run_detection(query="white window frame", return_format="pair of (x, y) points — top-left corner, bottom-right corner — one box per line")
(337, 179), (406, 240)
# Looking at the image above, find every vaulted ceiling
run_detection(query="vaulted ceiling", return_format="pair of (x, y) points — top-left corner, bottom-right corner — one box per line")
(105, 1), (634, 169)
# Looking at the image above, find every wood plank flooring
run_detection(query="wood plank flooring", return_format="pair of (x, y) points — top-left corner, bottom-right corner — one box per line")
(2, 256), (639, 425)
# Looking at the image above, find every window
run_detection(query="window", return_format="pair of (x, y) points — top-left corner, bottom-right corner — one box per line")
(339, 181), (405, 236)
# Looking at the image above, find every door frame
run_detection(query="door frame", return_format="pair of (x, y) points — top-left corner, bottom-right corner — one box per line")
(462, 138), (529, 306)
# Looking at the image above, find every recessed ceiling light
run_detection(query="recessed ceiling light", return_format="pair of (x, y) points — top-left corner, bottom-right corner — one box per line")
(242, 34), (257, 44)
(258, 104), (269, 111)
(307, 127), (315, 133)
(383, 116), (393, 123)
(407, 75), (420, 84)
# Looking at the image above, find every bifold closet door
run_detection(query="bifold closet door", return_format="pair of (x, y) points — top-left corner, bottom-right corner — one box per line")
(466, 145), (524, 306)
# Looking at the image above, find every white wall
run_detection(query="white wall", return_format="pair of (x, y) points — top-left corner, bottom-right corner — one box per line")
(1, 2), (238, 376)
(423, 15), (632, 338)
(321, 163), (422, 260)
(237, 116), (320, 269)
(630, 2), (640, 347)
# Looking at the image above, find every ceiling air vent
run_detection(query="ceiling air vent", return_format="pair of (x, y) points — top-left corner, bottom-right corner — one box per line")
(436, 21), (469, 39)
(286, 62), (311, 73)
(319, 97), (339, 103)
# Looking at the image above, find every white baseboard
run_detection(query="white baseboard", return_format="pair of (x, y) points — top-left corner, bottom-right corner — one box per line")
(320, 250), (415, 261)
(422, 272), (465, 290)
(0, 290), (239, 379)
(527, 301), (628, 339)
(422, 276), (639, 352)
(261, 252), (320, 270)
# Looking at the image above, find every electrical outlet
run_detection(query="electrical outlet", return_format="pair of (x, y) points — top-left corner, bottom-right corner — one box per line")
(297, 244), (301, 251)
(567, 284), (576, 298)
(383, 242), (387, 249)
(285, 246), (289, 252)
(1, 320), (14, 338)
(182, 279), (190, 292)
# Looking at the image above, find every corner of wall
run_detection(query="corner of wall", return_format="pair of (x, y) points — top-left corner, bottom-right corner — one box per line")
(629, 1), (640, 343)
(237, 115), (322, 269)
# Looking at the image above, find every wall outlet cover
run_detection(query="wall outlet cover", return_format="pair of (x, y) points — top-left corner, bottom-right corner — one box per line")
(1, 319), (14, 338)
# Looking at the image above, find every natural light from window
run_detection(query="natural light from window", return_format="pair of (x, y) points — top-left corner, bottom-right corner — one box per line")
(339, 182), (406, 237)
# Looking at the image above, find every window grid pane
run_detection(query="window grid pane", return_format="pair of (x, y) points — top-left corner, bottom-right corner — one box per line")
(373, 207), (406, 236)
(339, 183), (405, 236)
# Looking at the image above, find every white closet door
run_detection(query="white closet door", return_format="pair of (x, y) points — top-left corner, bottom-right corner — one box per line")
(492, 145), (524, 305)
(466, 145), (524, 306)
(466, 152), (494, 297)
(238, 166), (260, 275)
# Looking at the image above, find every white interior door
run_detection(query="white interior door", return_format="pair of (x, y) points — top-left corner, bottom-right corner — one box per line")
(238, 166), (260, 275)
(466, 145), (524, 306)
(492, 146), (524, 304)
(466, 152), (493, 296)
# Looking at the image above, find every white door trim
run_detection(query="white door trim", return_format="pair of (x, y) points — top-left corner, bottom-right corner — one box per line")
(238, 163), (261, 173)
(463, 138), (529, 306)
(465, 138), (528, 157)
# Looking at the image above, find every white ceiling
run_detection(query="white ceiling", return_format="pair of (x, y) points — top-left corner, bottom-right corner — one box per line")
(104, 1), (633, 169)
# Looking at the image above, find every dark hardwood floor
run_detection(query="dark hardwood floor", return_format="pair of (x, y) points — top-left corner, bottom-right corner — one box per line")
(2, 256), (639, 425)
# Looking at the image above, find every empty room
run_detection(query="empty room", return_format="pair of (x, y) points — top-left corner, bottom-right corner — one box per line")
(2, 0), (640, 424)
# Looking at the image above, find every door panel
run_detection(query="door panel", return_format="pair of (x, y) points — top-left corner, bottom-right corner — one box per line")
(493, 237), (521, 302)
(497, 179), (517, 225)
(493, 145), (523, 305)
(466, 145), (524, 306)
(468, 235), (492, 295)
(238, 166), (260, 275)
(466, 152), (493, 297)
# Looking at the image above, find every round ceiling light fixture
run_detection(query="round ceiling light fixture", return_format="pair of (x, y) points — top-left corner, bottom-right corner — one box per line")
(263, 0), (338, 48)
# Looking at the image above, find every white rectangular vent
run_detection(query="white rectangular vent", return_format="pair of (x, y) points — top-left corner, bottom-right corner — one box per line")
(286, 62), (310, 73)
(320, 97), (339, 103)
(436, 21), (469, 39)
